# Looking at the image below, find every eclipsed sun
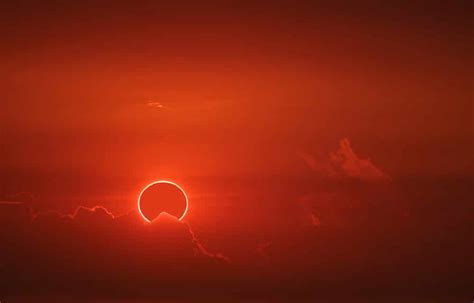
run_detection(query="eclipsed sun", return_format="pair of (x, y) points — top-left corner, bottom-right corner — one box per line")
(138, 181), (188, 222)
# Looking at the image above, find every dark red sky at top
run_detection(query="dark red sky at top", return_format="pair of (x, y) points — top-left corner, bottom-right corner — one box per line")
(1, 0), (471, 179)
(0, 1), (472, 302)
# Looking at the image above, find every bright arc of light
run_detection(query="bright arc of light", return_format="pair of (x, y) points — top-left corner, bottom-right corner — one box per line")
(137, 180), (189, 222)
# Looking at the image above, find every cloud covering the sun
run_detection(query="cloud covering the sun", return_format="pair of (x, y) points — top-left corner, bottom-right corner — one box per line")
(0, 204), (231, 297)
(1, 178), (472, 301)
(29, 205), (230, 263)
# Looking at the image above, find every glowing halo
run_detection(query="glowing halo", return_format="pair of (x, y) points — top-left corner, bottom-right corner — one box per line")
(137, 180), (189, 222)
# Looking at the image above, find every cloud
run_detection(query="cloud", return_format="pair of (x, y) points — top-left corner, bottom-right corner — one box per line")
(31, 205), (116, 221)
(329, 138), (390, 181)
(297, 151), (319, 171)
(0, 204), (230, 297)
(1, 191), (35, 203)
(145, 100), (167, 109)
(1, 182), (472, 301)
(309, 213), (321, 226)
(300, 138), (390, 181)
(185, 221), (231, 263)
(30, 205), (229, 262)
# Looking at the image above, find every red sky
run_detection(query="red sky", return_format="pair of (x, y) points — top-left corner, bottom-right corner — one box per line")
(0, 1), (472, 302)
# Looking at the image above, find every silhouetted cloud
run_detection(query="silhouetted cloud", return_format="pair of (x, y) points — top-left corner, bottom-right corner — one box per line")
(1, 178), (472, 301)
(31, 205), (229, 262)
(0, 204), (231, 298)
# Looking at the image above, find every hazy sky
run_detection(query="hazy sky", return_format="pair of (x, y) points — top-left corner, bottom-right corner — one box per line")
(1, 1), (472, 301)
(2, 1), (471, 184)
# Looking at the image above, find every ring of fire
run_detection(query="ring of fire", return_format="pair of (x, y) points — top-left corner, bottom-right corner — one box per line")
(137, 181), (189, 222)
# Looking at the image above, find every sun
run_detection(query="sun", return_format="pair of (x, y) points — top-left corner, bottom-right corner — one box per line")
(137, 181), (189, 222)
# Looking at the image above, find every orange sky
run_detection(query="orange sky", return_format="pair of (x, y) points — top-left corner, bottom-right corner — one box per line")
(2, 1), (472, 184)
(0, 1), (472, 301)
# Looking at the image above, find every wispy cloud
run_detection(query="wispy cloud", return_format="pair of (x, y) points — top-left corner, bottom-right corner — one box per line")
(299, 138), (390, 181)
(310, 213), (321, 226)
(145, 100), (167, 109)
(329, 138), (390, 181)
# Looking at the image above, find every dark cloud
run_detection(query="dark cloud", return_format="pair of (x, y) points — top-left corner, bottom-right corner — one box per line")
(0, 205), (231, 299)
(1, 178), (472, 301)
